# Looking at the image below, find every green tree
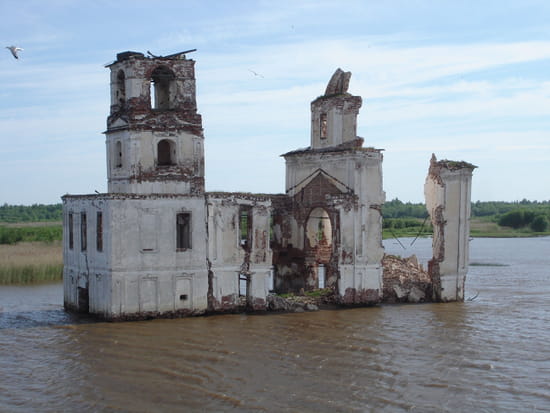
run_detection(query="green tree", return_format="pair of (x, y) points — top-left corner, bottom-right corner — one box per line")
(498, 210), (525, 229)
(530, 215), (549, 232)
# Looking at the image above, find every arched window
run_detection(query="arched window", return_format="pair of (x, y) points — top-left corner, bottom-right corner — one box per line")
(150, 66), (175, 110)
(116, 70), (126, 105)
(157, 139), (175, 166)
(115, 141), (122, 168)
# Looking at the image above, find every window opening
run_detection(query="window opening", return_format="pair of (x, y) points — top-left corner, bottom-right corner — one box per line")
(80, 212), (87, 251)
(320, 113), (327, 139)
(68, 213), (74, 250)
(239, 207), (252, 250)
(96, 211), (103, 252)
(177, 213), (191, 250)
(115, 141), (122, 168)
(150, 66), (175, 110)
(157, 139), (175, 166)
(116, 70), (126, 106)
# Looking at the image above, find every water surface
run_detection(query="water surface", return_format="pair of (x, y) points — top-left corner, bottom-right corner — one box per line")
(1, 237), (548, 412)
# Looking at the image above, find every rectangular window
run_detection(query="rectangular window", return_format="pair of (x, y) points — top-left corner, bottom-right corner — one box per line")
(320, 113), (327, 139)
(80, 212), (87, 251)
(68, 213), (74, 250)
(176, 213), (191, 250)
(96, 211), (103, 252)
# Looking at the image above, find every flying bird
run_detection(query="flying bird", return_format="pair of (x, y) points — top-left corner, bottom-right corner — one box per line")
(6, 45), (23, 59)
(248, 69), (264, 78)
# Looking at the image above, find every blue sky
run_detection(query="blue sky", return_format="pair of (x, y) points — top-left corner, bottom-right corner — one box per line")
(1, 0), (549, 204)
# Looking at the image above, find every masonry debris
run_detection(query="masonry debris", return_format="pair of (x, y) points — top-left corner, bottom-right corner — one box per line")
(62, 51), (475, 320)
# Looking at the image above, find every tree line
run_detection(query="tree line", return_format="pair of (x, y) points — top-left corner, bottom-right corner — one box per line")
(0, 203), (63, 223)
(0, 199), (548, 241)
(383, 198), (550, 233)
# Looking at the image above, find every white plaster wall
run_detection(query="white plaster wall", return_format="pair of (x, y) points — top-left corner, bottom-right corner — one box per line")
(106, 128), (203, 195)
(62, 197), (112, 315)
(425, 167), (474, 301)
(63, 195), (210, 318)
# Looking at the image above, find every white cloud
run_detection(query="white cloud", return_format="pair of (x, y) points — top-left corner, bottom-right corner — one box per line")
(2, 0), (550, 203)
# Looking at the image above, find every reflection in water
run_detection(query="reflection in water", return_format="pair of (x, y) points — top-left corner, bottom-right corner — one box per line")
(0, 237), (549, 412)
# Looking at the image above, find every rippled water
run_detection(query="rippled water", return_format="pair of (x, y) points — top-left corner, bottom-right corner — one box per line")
(1, 237), (549, 412)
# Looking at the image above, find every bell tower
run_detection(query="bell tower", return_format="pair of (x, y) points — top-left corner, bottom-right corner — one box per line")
(310, 68), (362, 150)
(105, 51), (205, 195)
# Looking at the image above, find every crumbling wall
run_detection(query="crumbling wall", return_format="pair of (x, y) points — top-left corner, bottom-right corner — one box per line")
(425, 154), (476, 302)
(206, 193), (272, 312)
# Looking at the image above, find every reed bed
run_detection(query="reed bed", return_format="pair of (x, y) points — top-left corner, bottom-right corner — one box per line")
(0, 241), (63, 284)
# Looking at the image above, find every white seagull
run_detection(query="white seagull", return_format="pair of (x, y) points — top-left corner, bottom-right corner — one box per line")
(6, 45), (23, 59)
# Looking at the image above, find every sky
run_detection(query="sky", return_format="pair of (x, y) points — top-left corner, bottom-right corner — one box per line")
(1, 0), (549, 205)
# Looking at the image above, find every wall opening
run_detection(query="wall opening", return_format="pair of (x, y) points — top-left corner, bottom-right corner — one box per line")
(157, 139), (175, 166)
(96, 211), (103, 252)
(150, 66), (175, 110)
(80, 212), (87, 251)
(77, 286), (89, 313)
(68, 213), (74, 250)
(176, 212), (191, 250)
(116, 69), (126, 106)
(318, 264), (326, 288)
(239, 206), (252, 250)
(268, 266), (275, 292)
(115, 141), (122, 168)
(239, 273), (250, 297)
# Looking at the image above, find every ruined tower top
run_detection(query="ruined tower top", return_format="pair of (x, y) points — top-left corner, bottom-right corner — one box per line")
(106, 50), (202, 134)
(104, 51), (205, 195)
(309, 68), (362, 150)
(324, 68), (351, 95)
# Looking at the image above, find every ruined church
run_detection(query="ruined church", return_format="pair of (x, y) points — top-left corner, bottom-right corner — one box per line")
(62, 51), (475, 320)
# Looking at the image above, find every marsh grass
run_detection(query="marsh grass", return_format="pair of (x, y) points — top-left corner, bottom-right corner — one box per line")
(0, 241), (63, 284)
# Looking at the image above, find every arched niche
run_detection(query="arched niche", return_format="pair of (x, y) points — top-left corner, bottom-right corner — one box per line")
(157, 139), (176, 166)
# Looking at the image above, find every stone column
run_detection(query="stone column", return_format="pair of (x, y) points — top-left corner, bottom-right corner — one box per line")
(424, 154), (476, 302)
